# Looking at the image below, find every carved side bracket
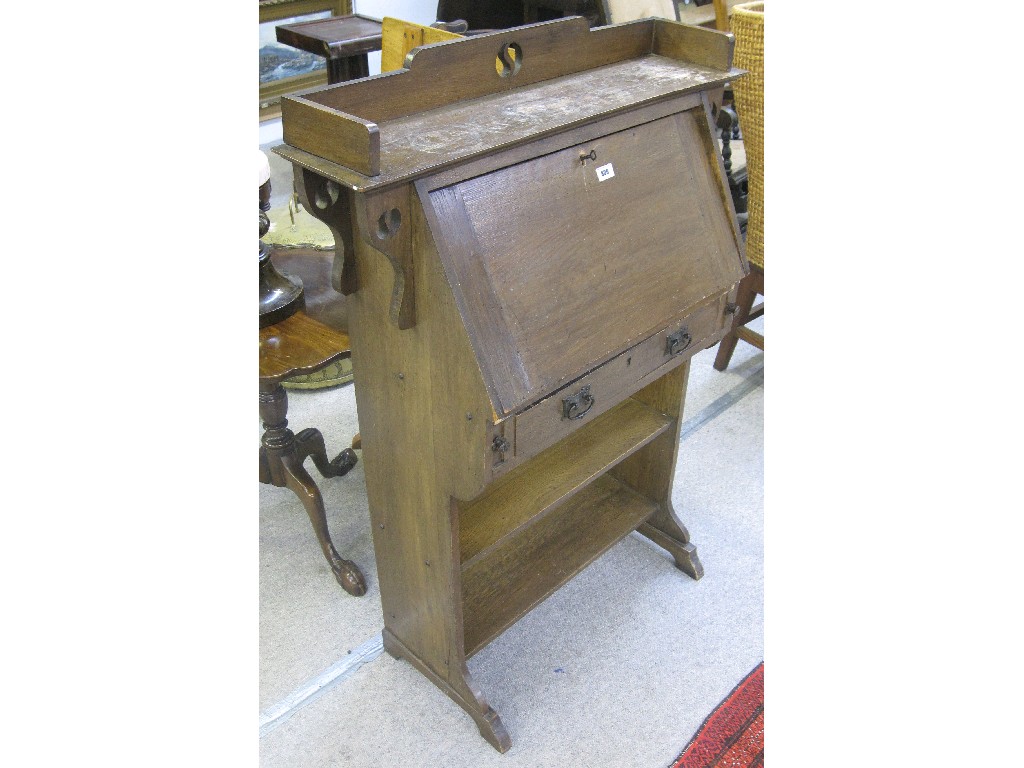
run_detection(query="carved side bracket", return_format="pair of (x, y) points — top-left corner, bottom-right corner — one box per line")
(354, 186), (416, 330)
(295, 167), (359, 296)
(296, 167), (416, 329)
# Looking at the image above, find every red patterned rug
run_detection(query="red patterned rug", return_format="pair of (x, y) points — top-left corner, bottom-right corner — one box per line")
(670, 663), (764, 768)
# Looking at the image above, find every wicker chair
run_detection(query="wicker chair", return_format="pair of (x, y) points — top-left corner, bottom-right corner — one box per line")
(714, 1), (764, 370)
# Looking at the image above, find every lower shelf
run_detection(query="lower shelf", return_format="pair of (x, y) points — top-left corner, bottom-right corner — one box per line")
(459, 397), (672, 567)
(460, 473), (659, 657)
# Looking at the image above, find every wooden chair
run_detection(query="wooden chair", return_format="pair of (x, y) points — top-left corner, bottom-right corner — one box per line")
(709, 0), (748, 219)
(716, 102), (748, 225)
(713, 1), (763, 370)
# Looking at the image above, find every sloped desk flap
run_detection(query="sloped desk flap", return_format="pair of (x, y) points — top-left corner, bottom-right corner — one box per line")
(420, 106), (745, 419)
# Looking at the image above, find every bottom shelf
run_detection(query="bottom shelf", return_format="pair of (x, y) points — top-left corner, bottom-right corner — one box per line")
(461, 473), (659, 657)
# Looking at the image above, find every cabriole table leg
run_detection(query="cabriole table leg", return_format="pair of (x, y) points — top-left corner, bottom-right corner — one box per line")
(259, 381), (367, 596)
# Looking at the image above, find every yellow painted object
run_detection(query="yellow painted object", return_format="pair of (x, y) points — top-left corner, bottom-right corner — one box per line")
(731, 2), (764, 269)
(713, 0), (730, 30)
(381, 17), (462, 73)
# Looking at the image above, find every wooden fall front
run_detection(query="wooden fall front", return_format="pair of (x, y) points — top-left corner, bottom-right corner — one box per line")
(276, 16), (748, 752)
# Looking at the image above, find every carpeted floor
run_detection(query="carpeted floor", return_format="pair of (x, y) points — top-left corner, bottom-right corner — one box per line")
(258, 140), (764, 767)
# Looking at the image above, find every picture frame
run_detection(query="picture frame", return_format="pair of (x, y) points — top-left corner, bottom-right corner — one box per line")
(259, 0), (352, 121)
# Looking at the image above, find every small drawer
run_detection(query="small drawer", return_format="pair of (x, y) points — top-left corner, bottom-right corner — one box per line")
(506, 295), (728, 468)
(624, 297), (726, 375)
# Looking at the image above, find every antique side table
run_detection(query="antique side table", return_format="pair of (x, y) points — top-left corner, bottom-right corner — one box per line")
(260, 150), (365, 596)
(276, 16), (747, 751)
(259, 311), (365, 596)
(275, 14), (383, 85)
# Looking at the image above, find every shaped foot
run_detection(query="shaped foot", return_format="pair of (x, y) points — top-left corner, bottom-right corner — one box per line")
(382, 629), (513, 753)
(637, 522), (704, 581)
(331, 556), (367, 596)
(473, 705), (512, 754)
(281, 454), (366, 597)
(669, 541), (704, 580)
(328, 447), (358, 477)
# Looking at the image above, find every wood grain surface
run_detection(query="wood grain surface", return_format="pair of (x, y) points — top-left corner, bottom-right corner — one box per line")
(424, 109), (743, 416)
(259, 311), (352, 383)
(274, 15), (745, 751)
(461, 473), (659, 657)
(459, 397), (672, 566)
(280, 16), (738, 180)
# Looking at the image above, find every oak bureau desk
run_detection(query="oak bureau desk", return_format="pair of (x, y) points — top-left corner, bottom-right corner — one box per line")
(276, 16), (748, 752)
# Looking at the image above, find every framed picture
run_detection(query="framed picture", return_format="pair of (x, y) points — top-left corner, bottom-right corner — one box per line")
(259, 0), (351, 120)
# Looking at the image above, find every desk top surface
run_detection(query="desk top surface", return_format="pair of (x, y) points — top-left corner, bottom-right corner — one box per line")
(380, 54), (721, 180)
(276, 14), (383, 57)
(277, 17), (740, 189)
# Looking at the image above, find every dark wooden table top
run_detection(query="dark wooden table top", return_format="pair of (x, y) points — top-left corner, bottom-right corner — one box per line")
(275, 14), (383, 58)
(259, 311), (352, 384)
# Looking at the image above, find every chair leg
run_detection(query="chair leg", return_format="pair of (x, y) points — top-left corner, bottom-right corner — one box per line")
(714, 270), (759, 371)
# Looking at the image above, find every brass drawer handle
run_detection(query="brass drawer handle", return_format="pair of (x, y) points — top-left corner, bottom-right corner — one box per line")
(666, 328), (693, 356)
(562, 384), (595, 420)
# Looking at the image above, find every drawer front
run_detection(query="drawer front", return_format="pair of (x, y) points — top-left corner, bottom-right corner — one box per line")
(622, 297), (726, 377)
(497, 294), (729, 471)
